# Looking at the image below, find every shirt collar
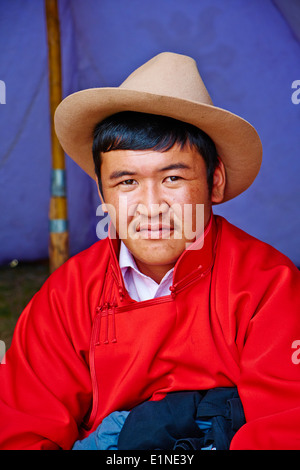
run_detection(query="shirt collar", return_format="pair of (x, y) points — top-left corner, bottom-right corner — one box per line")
(108, 211), (218, 297)
(119, 241), (140, 272)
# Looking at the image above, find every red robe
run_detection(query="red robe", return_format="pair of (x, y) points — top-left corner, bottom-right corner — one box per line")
(0, 215), (300, 450)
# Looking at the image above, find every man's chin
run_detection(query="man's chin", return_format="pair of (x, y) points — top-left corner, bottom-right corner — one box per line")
(124, 238), (187, 263)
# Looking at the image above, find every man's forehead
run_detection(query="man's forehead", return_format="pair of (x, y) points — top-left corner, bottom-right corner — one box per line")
(101, 145), (201, 173)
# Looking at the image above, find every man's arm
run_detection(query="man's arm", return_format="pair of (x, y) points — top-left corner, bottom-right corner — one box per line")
(0, 261), (94, 450)
(230, 261), (300, 449)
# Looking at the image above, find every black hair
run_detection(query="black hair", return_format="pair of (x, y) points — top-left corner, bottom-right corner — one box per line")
(92, 111), (219, 197)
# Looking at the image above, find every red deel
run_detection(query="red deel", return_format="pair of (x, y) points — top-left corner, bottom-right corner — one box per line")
(1, 216), (300, 449)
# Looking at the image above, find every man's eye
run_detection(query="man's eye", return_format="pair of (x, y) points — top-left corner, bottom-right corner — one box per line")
(120, 179), (136, 185)
(165, 176), (181, 182)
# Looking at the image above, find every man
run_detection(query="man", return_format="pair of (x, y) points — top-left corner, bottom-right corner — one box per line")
(0, 52), (299, 450)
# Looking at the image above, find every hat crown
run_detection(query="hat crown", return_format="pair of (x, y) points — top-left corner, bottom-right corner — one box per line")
(120, 52), (213, 105)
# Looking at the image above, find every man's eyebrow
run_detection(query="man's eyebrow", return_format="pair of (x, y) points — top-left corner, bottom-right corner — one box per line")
(109, 163), (191, 180)
(109, 170), (137, 180)
(158, 163), (191, 172)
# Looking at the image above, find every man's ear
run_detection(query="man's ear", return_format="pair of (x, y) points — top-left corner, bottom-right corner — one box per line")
(211, 159), (226, 204)
(95, 177), (108, 213)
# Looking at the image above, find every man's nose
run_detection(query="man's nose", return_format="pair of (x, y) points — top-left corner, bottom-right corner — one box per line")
(136, 183), (169, 218)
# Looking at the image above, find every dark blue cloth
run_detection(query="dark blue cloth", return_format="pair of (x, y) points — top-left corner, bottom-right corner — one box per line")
(118, 387), (245, 450)
(73, 387), (245, 450)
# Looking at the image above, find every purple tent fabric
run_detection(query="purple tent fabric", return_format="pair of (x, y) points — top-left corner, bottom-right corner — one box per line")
(0, 0), (299, 266)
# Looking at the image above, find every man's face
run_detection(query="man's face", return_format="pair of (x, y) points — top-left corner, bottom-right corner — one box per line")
(100, 144), (224, 281)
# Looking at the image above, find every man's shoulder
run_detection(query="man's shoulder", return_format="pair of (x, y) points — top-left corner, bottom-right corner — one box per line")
(48, 237), (112, 285)
(216, 215), (299, 272)
(69, 237), (111, 263)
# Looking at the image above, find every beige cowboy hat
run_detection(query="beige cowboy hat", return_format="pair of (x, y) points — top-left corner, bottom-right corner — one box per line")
(54, 52), (262, 203)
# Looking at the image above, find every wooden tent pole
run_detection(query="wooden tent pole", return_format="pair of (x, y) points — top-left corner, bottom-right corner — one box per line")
(45, 0), (69, 273)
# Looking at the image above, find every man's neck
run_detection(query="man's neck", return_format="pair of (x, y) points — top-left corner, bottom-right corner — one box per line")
(134, 258), (176, 284)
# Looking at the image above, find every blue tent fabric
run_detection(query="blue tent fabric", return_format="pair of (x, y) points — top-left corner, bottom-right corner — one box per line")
(0, 0), (299, 266)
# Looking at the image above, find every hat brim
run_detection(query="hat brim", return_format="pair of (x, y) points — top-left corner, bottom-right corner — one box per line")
(54, 87), (262, 203)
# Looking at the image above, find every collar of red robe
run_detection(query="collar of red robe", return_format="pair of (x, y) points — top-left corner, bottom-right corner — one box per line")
(108, 212), (218, 300)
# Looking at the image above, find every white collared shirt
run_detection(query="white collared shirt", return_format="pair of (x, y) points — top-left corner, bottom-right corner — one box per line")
(119, 241), (174, 302)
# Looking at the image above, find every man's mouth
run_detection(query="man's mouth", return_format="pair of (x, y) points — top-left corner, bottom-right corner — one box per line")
(136, 223), (174, 239)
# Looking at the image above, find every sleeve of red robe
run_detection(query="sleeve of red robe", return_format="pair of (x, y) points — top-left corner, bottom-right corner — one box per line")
(0, 249), (100, 450)
(228, 244), (300, 449)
